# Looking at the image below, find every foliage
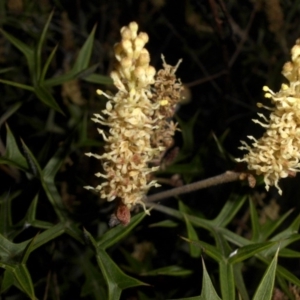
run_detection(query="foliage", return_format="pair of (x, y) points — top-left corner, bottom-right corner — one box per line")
(1, 0), (300, 299)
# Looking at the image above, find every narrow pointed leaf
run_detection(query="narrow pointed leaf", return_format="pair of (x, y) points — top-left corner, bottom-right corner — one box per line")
(96, 247), (148, 300)
(41, 44), (58, 82)
(0, 234), (28, 264)
(0, 67), (14, 74)
(79, 254), (107, 299)
(0, 102), (22, 127)
(0, 78), (34, 91)
(278, 248), (300, 258)
(21, 236), (37, 264)
(148, 220), (178, 228)
(0, 124), (29, 171)
(1, 270), (14, 293)
(233, 263), (249, 300)
(20, 139), (42, 177)
(0, 29), (35, 75)
(34, 84), (63, 113)
(85, 229), (147, 300)
(261, 209), (294, 240)
(253, 248), (279, 300)
(97, 212), (147, 249)
(219, 261), (235, 300)
(0, 191), (20, 236)
(31, 223), (66, 251)
(141, 265), (192, 277)
(44, 71), (77, 87)
(228, 241), (276, 264)
(214, 231), (232, 257)
(13, 264), (35, 299)
(201, 258), (222, 300)
(26, 194), (53, 229)
(264, 234), (300, 256)
(212, 195), (247, 227)
(180, 237), (222, 262)
(83, 73), (113, 84)
(72, 25), (96, 73)
(18, 140), (66, 224)
(249, 198), (260, 242)
(180, 201), (201, 258)
(36, 10), (54, 80)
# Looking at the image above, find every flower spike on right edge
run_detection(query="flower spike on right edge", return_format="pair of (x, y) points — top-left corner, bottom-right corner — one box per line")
(237, 39), (300, 195)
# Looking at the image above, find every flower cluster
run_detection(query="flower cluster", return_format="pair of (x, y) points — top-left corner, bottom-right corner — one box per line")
(237, 39), (300, 194)
(85, 22), (182, 215)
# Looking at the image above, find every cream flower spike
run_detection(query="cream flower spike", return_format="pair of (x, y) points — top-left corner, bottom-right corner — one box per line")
(85, 22), (183, 224)
(237, 39), (300, 195)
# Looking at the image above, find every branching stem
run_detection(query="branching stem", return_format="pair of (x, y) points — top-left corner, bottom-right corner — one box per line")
(146, 171), (245, 202)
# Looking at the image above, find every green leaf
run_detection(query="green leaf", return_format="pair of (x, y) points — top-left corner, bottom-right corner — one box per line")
(83, 73), (113, 85)
(0, 29), (35, 76)
(26, 194), (53, 229)
(44, 71), (77, 87)
(40, 44), (58, 82)
(97, 248), (148, 300)
(21, 236), (37, 264)
(39, 138), (73, 221)
(260, 208), (294, 241)
(13, 264), (36, 299)
(0, 67), (15, 74)
(148, 220), (178, 228)
(212, 195), (247, 227)
(0, 78), (34, 91)
(0, 191), (21, 237)
(0, 124), (29, 172)
(200, 258), (222, 300)
(228, 241), (276, 264)
(233, 263), (249, 300)
(35, 10), (54, 81)
(184, 216), (201, 258)
(211, 129), (230, 160)
(278, 248), (300, 258)
(20, 139), (42, 177)
(214, 231), (232, 257)
(141, 265), (193, 277)
(1, 270), (14, 293)
(0, 102), (22, 127)
(180, 201), (201, 258)
(85, 230), (147, 300)
(79, 253), (107, 299)
(253, 248), (279, 300)
(180, 237), (222, 262)
(249, 197), (260, 242)
(72, 25), (96, 74)
(264, 233), (300, 256)
(219, 261), (235, 300)
(34, 84), (63, 114)
(0, 234), (28, 265)
(97, 212), (147, 250)
(269, 213), (300, 242)
(32, 222), (84, 248)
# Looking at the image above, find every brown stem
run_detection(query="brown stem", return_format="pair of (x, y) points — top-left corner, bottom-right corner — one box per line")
(146, 171), (244, 202)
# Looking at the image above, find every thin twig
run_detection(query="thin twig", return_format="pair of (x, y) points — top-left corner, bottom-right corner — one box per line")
(146, 171), (244, 202)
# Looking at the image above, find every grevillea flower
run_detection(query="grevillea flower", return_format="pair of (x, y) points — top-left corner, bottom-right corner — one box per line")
(237, 39), (300, 194)
(85, 22), (182, 218)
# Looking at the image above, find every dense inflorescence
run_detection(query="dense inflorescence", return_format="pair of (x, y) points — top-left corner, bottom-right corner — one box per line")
(85, 22), (182, 215)
(237, 39), (300, 194)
